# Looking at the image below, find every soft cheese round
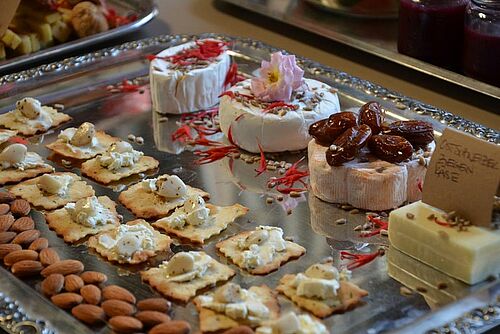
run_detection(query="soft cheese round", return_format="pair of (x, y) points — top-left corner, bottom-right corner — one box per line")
(150, 39), (231, 115)
(219, 78), (341, 153)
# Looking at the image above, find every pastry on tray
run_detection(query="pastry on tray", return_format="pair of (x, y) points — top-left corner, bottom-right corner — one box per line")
(46, 122), (118, 160)
(119, 174), (209, 219)
(193, 283), (280, 333)
(0, 129), (17, 145)
(219, 51), (340, 153)
(255, 312), (329, 334)
(0, 143), (54, 185)
(0, 97), (71, 136)
(308, 102), (435, 211)
(141, 251), (236, 302)
(216, 225), (306, 275)
(153, 195), (248, 244)
(88, 219), (171, 265)
(10, 172), (94, 210)
(81, 140), (159, 184)
(150, 38), (231, 114)
(45, 195), (120, 243)
(277, 262), (368, 318)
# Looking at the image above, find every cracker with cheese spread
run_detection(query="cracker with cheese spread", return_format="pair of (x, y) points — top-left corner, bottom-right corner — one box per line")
(87, 219), (172, 265)
(119, 174), (210, 219)
(0, 143), (54, 185)
(81, 155), (159, 184)
(45, 196), (121, 243)
(276, 263), (368, 318)
(46, 130), (118, 160)
(153, 203), (249, 244)
(10, 172), (95, 210)
(141, 251), (236, 303)
(193, 284), (280, 333)
(216, 226), (306, 275)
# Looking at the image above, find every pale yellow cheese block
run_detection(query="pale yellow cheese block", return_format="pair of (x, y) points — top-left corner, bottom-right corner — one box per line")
(388, 201), (500, 285)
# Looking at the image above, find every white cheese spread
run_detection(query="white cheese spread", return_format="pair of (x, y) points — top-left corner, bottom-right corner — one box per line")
(290, 263), (350, 301)
(37, 174), (72, 196)
(160, 251), (211, 282)
(256, 312), (329, 334)
(236, 226), (287, 270)
(155, 195), (212, 229)
(98, 222), (155, 258)
(0, 144), (46, 171)
(65, 196), (115, 228)
(98, 141), (143, 171)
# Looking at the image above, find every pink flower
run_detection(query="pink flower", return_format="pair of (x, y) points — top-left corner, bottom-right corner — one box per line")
(250, 52), (304, 102)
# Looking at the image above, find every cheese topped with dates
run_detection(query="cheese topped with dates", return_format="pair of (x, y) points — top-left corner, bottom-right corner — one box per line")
(160, 251), (212, 282)
(97, 140), (143, 171)
(197, 283), (270, 326)
(0, 144), (47, 171)
(290, 263), (350, 301)
(58, 122), (100, 154)
(156, 195), (213, 229)
(37, 174), (73, 196)
(236, 226), (287, 270)
(256, 312), (329, 334)
(142, 174), (188, 199)
(97, 221), (156, 259)
(65, 196), (116, 228)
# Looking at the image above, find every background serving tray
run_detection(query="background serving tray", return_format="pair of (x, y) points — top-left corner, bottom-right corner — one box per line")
(0, 34), (498, 334)
(220, 0), (500, 100)
(0, 0), (157, 75)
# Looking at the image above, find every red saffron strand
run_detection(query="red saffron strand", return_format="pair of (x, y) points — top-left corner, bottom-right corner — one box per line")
(227, 125), (237, 146)
(255, 141), (267, 177)
(194, 145), (238, 165)
(262, 102), (298, 113)
(189, 136), (223, 147)
(224, 63), (238, 87)
(266, 157), (309, 193)
(340, 249), (384, 270)
(171, 124), (193, 142)
(417, 179), (423, 192)
(434, 217), (451, 227)
(359, 216), (389, 237)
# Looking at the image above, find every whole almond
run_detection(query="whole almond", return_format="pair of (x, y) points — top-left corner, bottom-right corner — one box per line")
(109, 315), (143, 333)
(149, 321), (191, 334)
(135, 311), (170, 327)
(10, 199), (31, 216)
(12, 229), (40, 245)
(42, 259), (83, 277)
(102, 285), (136, 304)
(102, 299), (136, 317)
(39, 248), (60, 266)
(11, 216), (35, 232)
(0, 214), (14, 232)
(41, 274), (64, 296)
(0, 192), (15, 203)
(137, 298), (171, 313)
(0, 243), (22, 260)
(4, 249), (38, 266)
(0, 231), (17, 244)
(222, 326), (254, 334)
(11, 260), (43, 277)
(29, 238), (49, 251)
(80, 271), (108, 285)
(71, 304), (105, 325)
(80, 284), (101, 305)
(65, 274), (84, 292)
(51, 292), (83, 309)
(0, 204), (9, 215)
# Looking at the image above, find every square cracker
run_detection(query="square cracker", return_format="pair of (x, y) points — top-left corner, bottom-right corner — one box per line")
(216, 230), (306, 275)
(277, 275), (368, 318)
(10, 172), (95, 210)
(119, 178), (210, 219)
(87, 219), (172, 265)
(81, 155), (159, 184)
(45, 195), (120, 243)
(0, 129), (17, 145)
(153, 203), (249, 244)
(0, 153), (54, 185)
(141, 252), (235, 303)
(0, 107), (71, 136)
(46, 131), (118, 160)
(193, 285), (280, 333)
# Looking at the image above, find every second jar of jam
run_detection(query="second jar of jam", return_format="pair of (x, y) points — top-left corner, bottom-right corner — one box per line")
(398, 0), (468, 71)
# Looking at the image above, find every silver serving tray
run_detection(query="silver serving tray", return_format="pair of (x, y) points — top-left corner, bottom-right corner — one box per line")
(0, 0), (157, 75)
(304, 0), (398, 18)
(0, 34), (498, 334)
(220, 0), (500, 100)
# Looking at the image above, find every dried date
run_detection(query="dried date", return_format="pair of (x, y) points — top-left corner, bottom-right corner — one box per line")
(384, 120), (434, 147)
(359, 101), (384, 134)
(309, 112), (357, 145)
(326, 124), (372, 166)
(368, 135), (414, 163)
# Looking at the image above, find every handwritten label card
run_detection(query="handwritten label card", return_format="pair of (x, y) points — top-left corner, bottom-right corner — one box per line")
(423, 127), (500, 227)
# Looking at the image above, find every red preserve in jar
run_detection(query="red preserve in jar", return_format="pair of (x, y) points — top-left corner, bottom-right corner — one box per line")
(464, 0), (500, 87)
(398, 0), (468, 71)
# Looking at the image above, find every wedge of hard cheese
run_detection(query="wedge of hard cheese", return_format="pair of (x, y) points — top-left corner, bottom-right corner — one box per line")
(388, 201), (500, 285)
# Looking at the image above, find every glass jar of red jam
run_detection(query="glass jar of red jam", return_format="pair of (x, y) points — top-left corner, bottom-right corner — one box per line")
(398, 0), (468, 71)
(464, 0), (500, 87)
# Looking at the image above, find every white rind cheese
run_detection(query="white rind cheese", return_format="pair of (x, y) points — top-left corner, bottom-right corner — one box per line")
(219, 78), (340, 153)
(150, 40), (231, 115)
(388, 201), (500, 285)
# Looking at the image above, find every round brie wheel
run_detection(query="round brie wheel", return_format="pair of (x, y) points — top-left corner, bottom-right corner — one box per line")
(150, 39), (231, 115)
(219, 78), (341, 153)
